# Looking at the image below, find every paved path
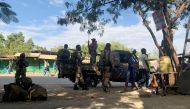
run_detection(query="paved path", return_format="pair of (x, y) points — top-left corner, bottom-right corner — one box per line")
(0, 76), (73, 85)
(0, 74), (124, 86)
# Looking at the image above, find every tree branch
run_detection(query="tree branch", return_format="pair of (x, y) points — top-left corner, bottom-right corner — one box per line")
(138, 9), (164, 56)
(81, 0), (117, 13)
(172, 0), (190, 23)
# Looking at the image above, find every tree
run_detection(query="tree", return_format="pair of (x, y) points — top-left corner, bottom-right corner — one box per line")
(26, 38), (35, 51)
(0, 1), (18, 24)
(33, 45), (47, 51)
(5, 32), (30, 54)
(81, 41), (131, 55)
(57, 0), (190, 71)
(0, 33), (6, 54)
(50, 45), (64, 52)
(0, 32), (47, 54)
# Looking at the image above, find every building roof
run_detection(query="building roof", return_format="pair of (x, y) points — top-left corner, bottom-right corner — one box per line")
(39, 54), (57, 60)
(0, 53), (57, 60)
(14, 53), (41, 58)
(0, 54), (15, 59)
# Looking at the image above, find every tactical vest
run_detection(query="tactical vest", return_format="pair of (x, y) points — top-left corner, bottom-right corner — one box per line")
(16, 59), (28, 69)
(71, 51), (82, 65)
(58, 49), (70, 63)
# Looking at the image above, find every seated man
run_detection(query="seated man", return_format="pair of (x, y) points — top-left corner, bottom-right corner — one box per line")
(15, 53), (29, 82)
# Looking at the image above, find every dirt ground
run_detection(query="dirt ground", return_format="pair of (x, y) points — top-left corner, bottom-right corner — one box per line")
(0, 84), (190, 109)
(0, 74), (190, 109)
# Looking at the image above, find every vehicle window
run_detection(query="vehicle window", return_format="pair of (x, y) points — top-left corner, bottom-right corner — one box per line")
(119, 52), (130, 63)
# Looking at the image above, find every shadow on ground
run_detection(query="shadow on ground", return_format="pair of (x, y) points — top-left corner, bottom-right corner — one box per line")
(0, 84), (190, 109)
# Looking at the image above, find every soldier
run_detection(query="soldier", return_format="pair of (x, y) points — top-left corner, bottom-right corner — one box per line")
(100, 43), (112, 92)
(15, 53), (29, 82)
(88, 38), (101, 75)
(72, 45), (88, 90)
(88, 38), (97, 64)
(56, 44), (70, 78)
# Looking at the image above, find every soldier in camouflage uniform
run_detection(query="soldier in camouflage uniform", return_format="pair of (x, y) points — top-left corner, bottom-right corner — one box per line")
(72, 45), (88, 90)
(15, 53), (29, 82)
(88, 38), (97, 64)
(88, 38), (101, 75)
(56, 44), (70, 78)
(100, 43), (112, 92)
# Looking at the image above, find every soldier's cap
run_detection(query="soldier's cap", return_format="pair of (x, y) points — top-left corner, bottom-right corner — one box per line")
(91, 38), (96, 41)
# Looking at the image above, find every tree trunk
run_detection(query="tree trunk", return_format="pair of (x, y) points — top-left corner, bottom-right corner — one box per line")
(161, 0), (179, 72)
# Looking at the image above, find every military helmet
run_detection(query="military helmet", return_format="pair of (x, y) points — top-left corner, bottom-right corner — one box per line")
(132, 49), (136, 54)
(20, 53), (25, 59)
(141, 48), (146, 53)
(91, 38), (96, 42)
(76, 45), (81, 51)
(64, 44), (68, 49)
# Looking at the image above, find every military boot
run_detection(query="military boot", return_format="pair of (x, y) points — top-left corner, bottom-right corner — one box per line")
(73, 84), (79, 90)
(103, 86), (110, 93)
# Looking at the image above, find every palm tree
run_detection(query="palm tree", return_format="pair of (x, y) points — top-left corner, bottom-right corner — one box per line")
(0, 2), (18, 24)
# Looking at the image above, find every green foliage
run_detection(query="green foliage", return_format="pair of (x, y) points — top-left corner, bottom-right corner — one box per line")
(81, 41), (131, 55)
(50, 45), (64, 52)
(58, 0), (190, 35)
(0, 2), (18, 24)
(0, 32), (44, 54)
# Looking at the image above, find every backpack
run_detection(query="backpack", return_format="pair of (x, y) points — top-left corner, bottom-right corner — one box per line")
(28, 84), (47, 101)
(58, 49), (70, 63)
(71, 51), (81, 65)
(16, 59), (29, 69)
(2, 83), (28, 102)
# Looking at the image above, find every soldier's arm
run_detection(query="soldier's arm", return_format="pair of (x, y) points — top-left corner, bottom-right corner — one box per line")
(77, 52), (82, 61)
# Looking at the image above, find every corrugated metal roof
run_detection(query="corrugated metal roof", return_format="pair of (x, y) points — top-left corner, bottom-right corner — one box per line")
(14, 53), (41, 58)
(0, 54), (15, 59)
(39, 54), (57, 60)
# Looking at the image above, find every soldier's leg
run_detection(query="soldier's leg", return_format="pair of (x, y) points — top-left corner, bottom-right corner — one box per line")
(59, 63), (63, 78)
(74, 66), (80, 90)
(21, 68), (26, 78)
(57, 64), (62, 78)
(90, 55), (96, 64)
(15, 70), (20, 79)
(80, 74), (88, 90)
(15, 69), (21, 84)
(74, 76), (79, 90)
(101, 72), (105, 87)
(103, 67), (110, 92)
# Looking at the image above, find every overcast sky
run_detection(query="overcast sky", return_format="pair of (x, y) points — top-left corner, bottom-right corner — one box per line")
(0, 0), (188, 54)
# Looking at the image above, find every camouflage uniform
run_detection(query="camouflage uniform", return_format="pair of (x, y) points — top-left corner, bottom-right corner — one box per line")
(15, 53), (29, 81)
(89, 38), (97, 64)
(100, 43), (112, 92)
(72, 45), (88, 90)
(56, 45), (70, 78)
(88, 38), (101, 75)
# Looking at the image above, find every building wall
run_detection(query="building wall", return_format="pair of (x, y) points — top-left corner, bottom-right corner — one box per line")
(0, 59), (10, 73)
(0, 58), (56, 74)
